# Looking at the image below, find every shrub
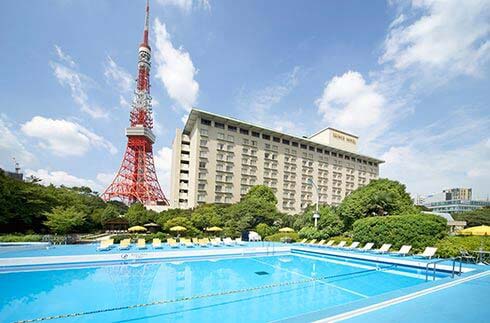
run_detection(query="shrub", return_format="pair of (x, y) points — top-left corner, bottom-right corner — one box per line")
(352, 214), (447, 252)
(111, 232), (169, 243)
(264, 232), (300, 242)
(0, 234), (43, 242)
(435, 236), (490, 258)
(255, 223), (277, 238)
(298, 226), (346, 241)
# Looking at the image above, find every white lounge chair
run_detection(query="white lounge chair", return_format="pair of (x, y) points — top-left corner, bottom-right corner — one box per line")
(323, 240), (335, 248)
(97, 239), (113, 251)
(137, 238), (147, 250)
(235, 238), (246, 246)
(298, 239), (308, 244)
(333, 241), (346, 248)
(118, 239), (131, 250)
(343, 241), (360, 249)
(415, 247), (437, 259)
(391, 245), (412, 257)
(211, 238), (222, 247)
(359, 243), (374, 252)
(181, 239), (194, 248)
(223, 238), (234, 246)
(372, 244), (391, 254)
(152, 238), (163, 249)
(167, 238), (179, 248)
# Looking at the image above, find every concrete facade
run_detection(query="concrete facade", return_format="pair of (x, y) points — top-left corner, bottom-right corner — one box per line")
(170, 109), (384, 213)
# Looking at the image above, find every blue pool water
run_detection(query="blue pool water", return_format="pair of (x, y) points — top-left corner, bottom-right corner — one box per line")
(0, 253), (449, 322)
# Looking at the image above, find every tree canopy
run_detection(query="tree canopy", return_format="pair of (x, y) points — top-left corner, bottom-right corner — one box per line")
(336, 179), (416, 229)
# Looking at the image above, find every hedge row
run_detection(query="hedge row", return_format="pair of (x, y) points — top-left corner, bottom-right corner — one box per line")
(352, 214), (447, 252)
(435, 236), (490, 258)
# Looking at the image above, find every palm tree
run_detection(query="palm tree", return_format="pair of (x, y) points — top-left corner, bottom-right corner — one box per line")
(368, 191), (395, 216)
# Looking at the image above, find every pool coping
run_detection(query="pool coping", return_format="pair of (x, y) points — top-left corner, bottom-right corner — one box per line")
(0, 246), (290, 270)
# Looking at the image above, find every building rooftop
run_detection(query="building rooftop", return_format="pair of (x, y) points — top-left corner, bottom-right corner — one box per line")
(183, 108), (384, 164)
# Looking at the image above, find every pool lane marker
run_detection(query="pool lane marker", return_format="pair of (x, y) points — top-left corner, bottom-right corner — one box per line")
(250, 257), (369, 298)
(315, 270), (490, 323)
(14, 267), (384, 323)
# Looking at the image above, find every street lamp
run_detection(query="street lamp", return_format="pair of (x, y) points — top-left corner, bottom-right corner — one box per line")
(307, 178), (320, 228)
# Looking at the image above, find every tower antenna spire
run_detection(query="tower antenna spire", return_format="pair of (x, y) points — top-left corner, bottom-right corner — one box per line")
(143, 0), (150, 47)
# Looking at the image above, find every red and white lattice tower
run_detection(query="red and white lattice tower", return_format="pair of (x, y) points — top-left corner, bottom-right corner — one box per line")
(101, 0), (168, 206)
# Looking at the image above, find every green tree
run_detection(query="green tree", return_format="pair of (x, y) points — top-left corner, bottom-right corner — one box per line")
(190, 204), (221, 230)
(124, 203), (151, 226)
(164, 216), (199, 236)
(242, 185), (277, 205)
(453, 207), (490, 227)
(255, 223), (276, 238)
(44, 206), (86, 234)
(337, 179), (416, 229)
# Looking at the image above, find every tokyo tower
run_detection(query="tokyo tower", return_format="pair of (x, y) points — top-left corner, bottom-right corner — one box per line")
(101, 0), (168, 206)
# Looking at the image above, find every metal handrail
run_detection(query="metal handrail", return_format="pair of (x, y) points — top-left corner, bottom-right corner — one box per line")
(425, 259), (447, 281)
(451, 256), (463, 278)
(425, 257), (463, 281)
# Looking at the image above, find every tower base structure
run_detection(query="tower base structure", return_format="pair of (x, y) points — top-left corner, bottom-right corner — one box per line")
(101, 128), (168, 206)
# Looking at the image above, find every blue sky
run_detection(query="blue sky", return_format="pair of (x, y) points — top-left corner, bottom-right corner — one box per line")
(0, 0), (489, 199)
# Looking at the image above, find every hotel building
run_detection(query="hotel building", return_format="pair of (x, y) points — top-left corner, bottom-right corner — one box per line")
(170, 109), (384, 213)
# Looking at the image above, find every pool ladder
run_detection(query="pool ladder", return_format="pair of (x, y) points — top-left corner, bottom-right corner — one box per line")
(425, 257), (463, 281)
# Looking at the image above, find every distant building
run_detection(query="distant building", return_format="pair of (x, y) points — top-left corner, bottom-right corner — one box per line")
(0, 167), (23, 181)
(422, 211), (466, 233)
(420, 188), (489, 213)
(443, 188), (472, 200)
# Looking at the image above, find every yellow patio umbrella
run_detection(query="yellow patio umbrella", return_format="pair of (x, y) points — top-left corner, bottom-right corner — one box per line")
(128, 226), (147, 232)
(279, 227), (295, 233)
(459, 225), (490, 236)
(170, 226), (187, 232)
(206, 226), (223, 232)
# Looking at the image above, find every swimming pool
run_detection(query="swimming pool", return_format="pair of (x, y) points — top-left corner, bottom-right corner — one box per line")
(0, 252), (451, 322)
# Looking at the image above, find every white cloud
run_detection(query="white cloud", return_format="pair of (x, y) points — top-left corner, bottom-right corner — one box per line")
(0, 116), (36, 169)
(21, 116), (117, 157)
(156, 0), (210, 12)
(154, 146), (173, 197)
(153, 18), (199, 112)
(96, 172), (116, 187)
(315, 71), (390, 148)
(51, 46), (108, 119)
(237, 67), (305, 135)
(104, 56), (133, 93)
(379, 109), (490, 197)
(381, 0), (490, 77)
(54, 45), (76, 68)
(26, 169), (101, 190)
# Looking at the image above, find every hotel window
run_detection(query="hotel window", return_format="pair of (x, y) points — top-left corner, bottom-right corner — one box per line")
(316, 148), (323, 153)
(198, 194), (206, 202)
(199, 161), (206, 168)
(265, 143), (271, 149)
(200, 139), (208, 146)
(225, 196), (232, 203)
(198, 172), (206, 179)
(199, 151), (207, 158)
(215, 185), (222, 192)
(272, 145), (278, 151)
(201, 118), (211, 126)
(226, 165), (233, 172)
(243, 138), (249, 145)
(198, 183), (206, 190)
(216, 174), (223, 181)
(252, 131), (260, 138)
(228, 125), (237, 132)
(324, 150), (330, 155)
(217, 153), (224, 160)
(226, 155), (233, 161)
(292, 142), (298, 147)
(227, 135), (234, 142)
(227, 144), (234, 151)
(309, 146), (315, 151)
(300, 144), (307, 149)
(200, 128), (208, 136)
(217, 164), (224, 171)
(273, 137), (280, 143)
(217, 132), (225, 140)
(262, 134), (271, 140)
(218, 143), (225, 150)
(225, 175), (232, 182)
(285, 148), (290, 154)
(214, 122), (225, 129)
(252, 140), (257, 146)
(240, 128), (249, 135)
(282, 139), (290, 145)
